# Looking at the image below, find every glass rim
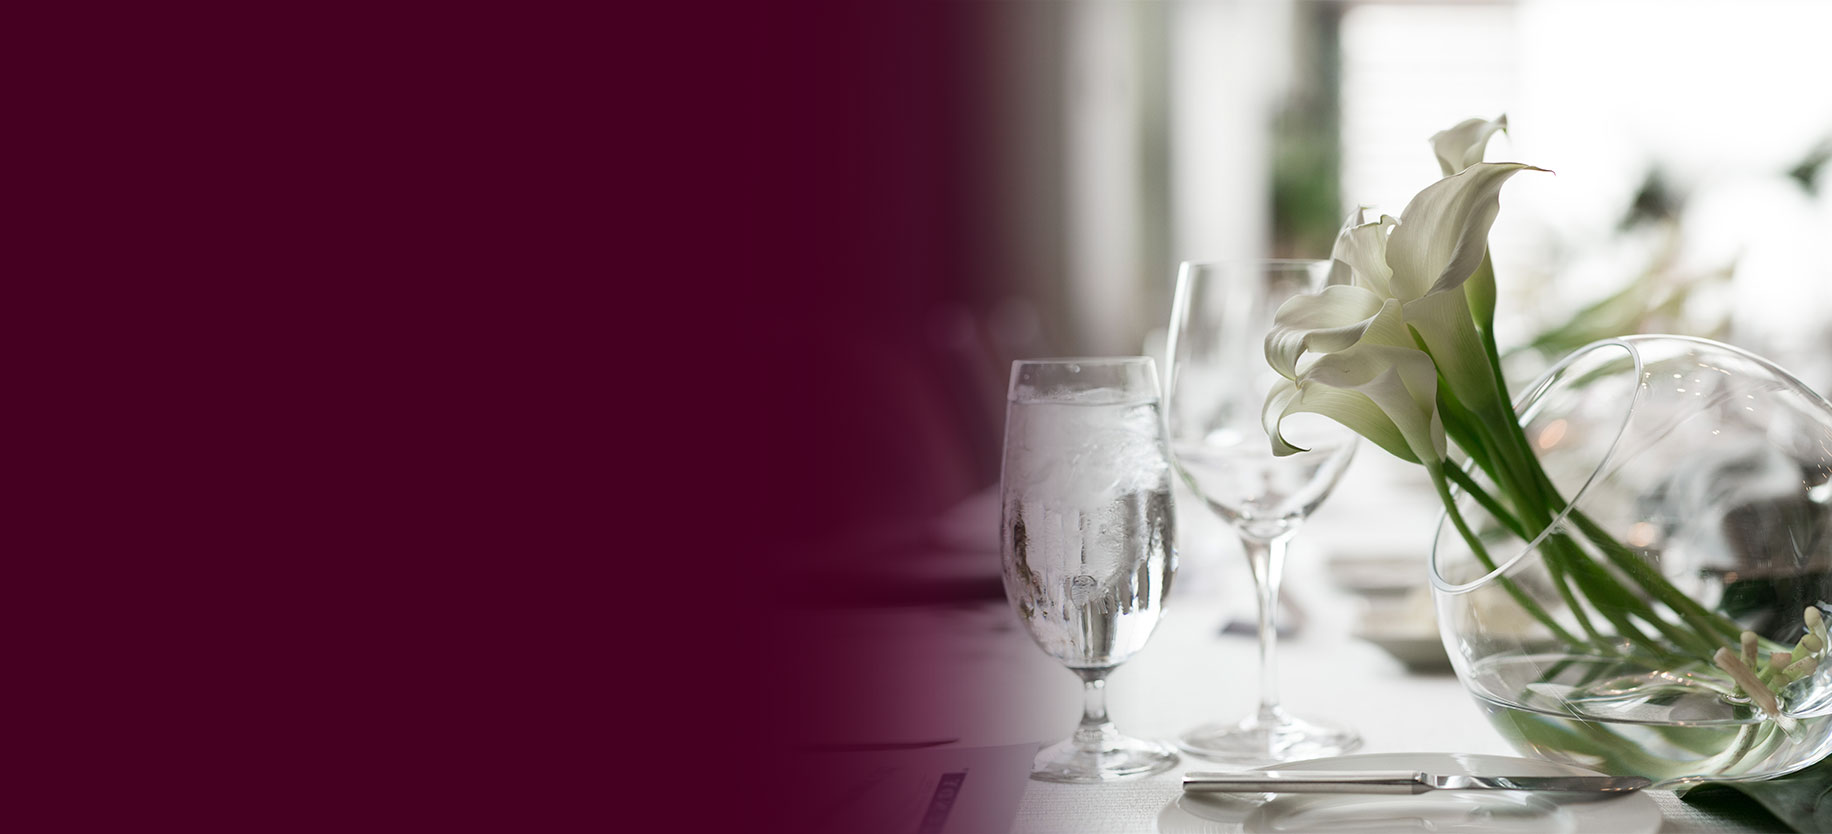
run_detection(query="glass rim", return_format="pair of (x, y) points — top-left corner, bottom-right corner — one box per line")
(1011, 356), (1156, 368)
(1177, 258), (1328, 270)
(1008, 356), (1160, 405)
(1176, 259), (1331, 285)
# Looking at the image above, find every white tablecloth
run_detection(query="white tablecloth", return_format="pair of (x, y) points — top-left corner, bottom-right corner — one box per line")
(798, 455), (1791, 832)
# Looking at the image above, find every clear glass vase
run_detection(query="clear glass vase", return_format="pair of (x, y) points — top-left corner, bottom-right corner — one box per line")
(1430, 335), (1832, 784)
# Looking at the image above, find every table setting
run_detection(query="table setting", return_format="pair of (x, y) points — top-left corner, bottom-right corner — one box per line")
(884, 115), (1832, 833)
(788, 112), (1832, 834)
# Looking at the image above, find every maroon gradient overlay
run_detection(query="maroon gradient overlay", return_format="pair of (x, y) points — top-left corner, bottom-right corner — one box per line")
(751, 2), (1037, 831)
(17, 6), (697, 827)
(11, 1), (1019, 830)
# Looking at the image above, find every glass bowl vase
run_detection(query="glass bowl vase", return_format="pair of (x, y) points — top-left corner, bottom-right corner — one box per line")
(1430, 335), (1832, 784)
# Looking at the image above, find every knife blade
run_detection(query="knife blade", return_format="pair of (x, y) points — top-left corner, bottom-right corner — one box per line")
(1182, 770), (1652, 795)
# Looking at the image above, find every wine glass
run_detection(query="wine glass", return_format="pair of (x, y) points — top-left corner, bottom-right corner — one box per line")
(1163, 260), (1361, 765)
(999, 358), (1179, 782)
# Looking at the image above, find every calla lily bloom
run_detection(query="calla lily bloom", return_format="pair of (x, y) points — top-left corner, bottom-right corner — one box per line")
(1428, 114), (1510, 338)
(1325, 210), (1398, 297)
(1263, 286), (1445, 464)
(1264, 160), (1541, 458)
(1431, 115), (1509, 177)
(1387, 162), (1542, 303)
(1263, 156), (1545, 460)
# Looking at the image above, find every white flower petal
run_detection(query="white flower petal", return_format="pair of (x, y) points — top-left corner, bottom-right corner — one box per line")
(1431, 115), (1508, 176)
(1357, 296), (1414, 350)
(1264, 308), (1446, 465)
(1426, 116), (1509, 331)
(1264, 376), (1420, 463)
(1388, 162), (1546, 301)
(1262, 379), (1312, 456)
(1331, 213), (1398, 298)
(1465, 250), (1498, 333)
(1401, 285), (1499, 411)
(1305, 343), (1447, 462)
(1263, 285), (1387, 379)
(1261, 299), (1451, 463)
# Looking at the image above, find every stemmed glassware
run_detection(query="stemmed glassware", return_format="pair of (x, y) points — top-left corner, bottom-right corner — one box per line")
(1163, 260), (1361, 765)
(999, 358), (1180, 782)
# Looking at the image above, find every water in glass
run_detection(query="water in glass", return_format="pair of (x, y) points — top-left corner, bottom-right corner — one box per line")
(1001, 396), (1174, 669)
(999, 358), (1180, 782)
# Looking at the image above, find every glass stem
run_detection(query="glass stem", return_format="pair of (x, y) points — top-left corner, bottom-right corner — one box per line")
(1244, 534), (1289, 722)
(1073, 670), (1115, 751)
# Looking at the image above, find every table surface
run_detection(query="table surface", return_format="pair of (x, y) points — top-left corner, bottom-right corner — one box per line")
(799, 455), (1793, 833)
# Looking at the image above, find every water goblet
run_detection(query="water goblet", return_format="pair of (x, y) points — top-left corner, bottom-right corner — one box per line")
(1000, 357), (1180, 782)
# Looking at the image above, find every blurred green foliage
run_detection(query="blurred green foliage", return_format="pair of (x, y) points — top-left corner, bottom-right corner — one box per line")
(1270, 3), (1341, 259)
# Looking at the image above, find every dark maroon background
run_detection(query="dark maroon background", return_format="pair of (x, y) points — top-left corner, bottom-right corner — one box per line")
(16, 1), (995, 830)
(754, 2), (1007, 827)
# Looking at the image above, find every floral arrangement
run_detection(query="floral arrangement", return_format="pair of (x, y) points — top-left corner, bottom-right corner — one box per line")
(1258, 116), (1827, 781)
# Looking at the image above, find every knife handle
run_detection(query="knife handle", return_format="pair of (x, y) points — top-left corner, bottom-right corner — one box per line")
(1183, 770), (1430, 794)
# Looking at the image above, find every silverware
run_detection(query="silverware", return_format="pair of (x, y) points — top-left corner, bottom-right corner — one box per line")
(1183, 770), (1652, 795)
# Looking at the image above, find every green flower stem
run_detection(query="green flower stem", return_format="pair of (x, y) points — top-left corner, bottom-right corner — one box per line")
(1566, 508), (1745, 644)
(1469, 331), (1742, 651)
(1549, 540), (1684, 661)
(1716, 720), (1792, 776)
(1433, 356), (1711, 663)
(1443, 465), (1610, 646)
(1555, 536), (1712, 660)
(1473, 274), (1507, 368)
(1428, 461), (1583, 647)
(1454, 378), (1725, 656)
(1654, 721), (1745, 757)
(1499, 706), (1706, 780)
(1438, 385), (1673, 657)
(1713, 723), (1765, 773)
(1547, 555), (1611, 646)
(1443, 464), (1519, 534)
(1511, 451), (1738, 654)
(1435, 375), (1536, 510)
(1449, 248), (1777, 721)
(1476, 404), (1717, 661)
(1436, 395), (1636, 654)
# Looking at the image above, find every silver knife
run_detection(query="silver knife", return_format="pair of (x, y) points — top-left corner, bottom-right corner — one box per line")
(1183, 770), (1652, 795)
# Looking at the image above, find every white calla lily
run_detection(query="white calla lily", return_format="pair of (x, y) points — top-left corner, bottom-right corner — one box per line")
(1428, 114), (1509, 334)
(1307, 343), (1446, 462)
(1263, 284), (1388, 380)
(1401, 284), (1495, 408)
(1265, 377), (1420, 462)
(1464, 247), (1499, 334)
(1256, 116), (1779, 714)
(1388, 162), (1545, 301)
(1387, 162), (1545, 412)
(1262, 121), (1544, 462)
(1263, 340), (1446, 463)
(1330, 211), (1398, 297)
(1263, 297), (1446, 462)
(1431, 115), (1508, 176)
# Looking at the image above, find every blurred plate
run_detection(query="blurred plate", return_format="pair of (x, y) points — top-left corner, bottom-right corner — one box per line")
(1157, 752), (1660, 834)
(1327, 554), (1424, 596)
(1352, 590), (1450, 672)
(1355, 630), (1453, 672)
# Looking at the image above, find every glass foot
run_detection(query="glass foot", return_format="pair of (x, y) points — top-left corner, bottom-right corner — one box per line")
(1031, 728), (1179, 783)
(1177, 707), (1360, 766)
